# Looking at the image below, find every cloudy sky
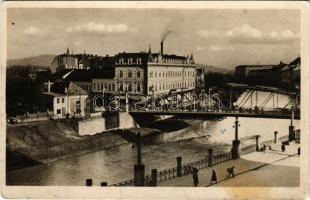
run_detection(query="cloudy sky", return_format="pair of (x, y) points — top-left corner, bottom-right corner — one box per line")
(7, 8), (300, 69)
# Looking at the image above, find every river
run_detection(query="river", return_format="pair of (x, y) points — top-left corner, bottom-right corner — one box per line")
(6, 92), (300, 186)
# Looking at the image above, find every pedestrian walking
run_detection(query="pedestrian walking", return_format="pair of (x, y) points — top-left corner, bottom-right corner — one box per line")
(298, 147), (300, 156)
(268, 145), (272, 151)
(263, 145), (266, 153)
(281, 144), (286, 152)
(192, 167), (199, 187)
(226, 166), (235, 179)
(210, 170), (217, 184)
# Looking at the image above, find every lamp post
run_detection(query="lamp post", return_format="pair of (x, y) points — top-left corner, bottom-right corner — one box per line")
(208, 88), (213, 111)
(134, 132), (145, 186)
(231, 116), (241, 159)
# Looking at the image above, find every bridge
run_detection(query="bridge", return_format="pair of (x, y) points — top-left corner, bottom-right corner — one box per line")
(123, 84), (300, 120)
(129, 109), (300, 120)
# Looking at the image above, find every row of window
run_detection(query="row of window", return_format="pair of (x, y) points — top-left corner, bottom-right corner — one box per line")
(80, 84), (92, 91)
(151, 58), (190, 65)
(117, 58), (142, 65)
(56, 97), (65, 104)
(93, 82), (115, 92)
(149, 70), (195, 78)
(118, 70), (141, 78)
(149, 81), (195, 92)
(118, 82), (142, 92)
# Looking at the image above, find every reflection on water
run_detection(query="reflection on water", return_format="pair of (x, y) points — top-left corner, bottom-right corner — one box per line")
(7, 116), (299, 186)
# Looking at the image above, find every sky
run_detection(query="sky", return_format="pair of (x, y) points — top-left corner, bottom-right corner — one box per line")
(7, 8), (300, 69)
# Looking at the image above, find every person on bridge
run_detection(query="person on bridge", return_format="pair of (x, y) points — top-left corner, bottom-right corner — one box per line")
(192, 167), (199, 187)
(263, 145), (266, 153)
(210, 170), (217, 184)
(226, 166), (235, 179)
(281, 144), (286, 152)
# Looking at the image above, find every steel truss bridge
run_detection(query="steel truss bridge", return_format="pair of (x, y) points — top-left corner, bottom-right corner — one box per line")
(125, 84), (300, 120)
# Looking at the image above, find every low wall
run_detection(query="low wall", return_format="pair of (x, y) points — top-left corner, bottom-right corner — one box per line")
(78, 118), (106, 135)
(119, 112), (138, 129)
(77, 112), (137, 135)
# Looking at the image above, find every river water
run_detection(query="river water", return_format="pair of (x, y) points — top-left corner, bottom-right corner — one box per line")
(6, 92), (299, 186)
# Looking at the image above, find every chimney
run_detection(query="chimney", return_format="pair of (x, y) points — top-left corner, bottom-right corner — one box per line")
(47, 80), (51, 93)
(161, 41), (164, 56)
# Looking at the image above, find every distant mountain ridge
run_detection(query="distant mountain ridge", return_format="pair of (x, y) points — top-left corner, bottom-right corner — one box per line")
(7, 55), (56, 68)
(7, 55), (232, 74)
(196, 64), (232, 74)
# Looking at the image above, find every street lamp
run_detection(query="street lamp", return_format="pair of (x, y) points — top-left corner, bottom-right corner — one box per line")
(208, 88), (213, 111)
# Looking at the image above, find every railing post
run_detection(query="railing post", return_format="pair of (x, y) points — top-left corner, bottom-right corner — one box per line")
(274, 131), (278, 143)
(176, 156), (182, 177)
(208, 149), (213, 167)
(100, 182), (108, 186)
(255, 135), (260, 151)
(86, 179), (92, 186)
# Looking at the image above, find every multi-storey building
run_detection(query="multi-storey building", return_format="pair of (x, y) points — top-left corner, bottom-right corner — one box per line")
(114, 43), (196, 96)
(51, 48), (80, 73)
(51, 42), (197, 97)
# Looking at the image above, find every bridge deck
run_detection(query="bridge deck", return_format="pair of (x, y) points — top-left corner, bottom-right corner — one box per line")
(129, 110), (300, 120)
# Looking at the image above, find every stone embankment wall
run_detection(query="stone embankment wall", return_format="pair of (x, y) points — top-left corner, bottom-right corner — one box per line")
(77, 112), (137, 135)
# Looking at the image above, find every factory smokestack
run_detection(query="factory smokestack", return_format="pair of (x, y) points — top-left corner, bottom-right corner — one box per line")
(160, 29), (172, 56)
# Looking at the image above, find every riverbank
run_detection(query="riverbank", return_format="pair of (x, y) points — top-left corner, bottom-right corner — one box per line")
(6, 120), (130, 171)
(6, 118), (193, 171)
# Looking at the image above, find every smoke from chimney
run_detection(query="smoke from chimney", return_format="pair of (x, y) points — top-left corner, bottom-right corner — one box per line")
(160, 29), (173, 56)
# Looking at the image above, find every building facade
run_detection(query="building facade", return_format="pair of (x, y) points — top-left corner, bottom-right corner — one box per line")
(45, 81), (89, 119)
(51, 43), (197, 98)
(114, 45), (196, 96)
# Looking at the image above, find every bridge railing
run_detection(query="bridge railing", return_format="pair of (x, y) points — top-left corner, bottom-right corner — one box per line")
(110, 136), (292, 186)
(240, 144), (257, 155)
(278, 135), (289, 142)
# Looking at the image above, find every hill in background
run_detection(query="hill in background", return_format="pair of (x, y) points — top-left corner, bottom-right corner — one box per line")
(7, 55), (232, 74)
(7, 55), (56, 69)
(196, 64), (232, 74)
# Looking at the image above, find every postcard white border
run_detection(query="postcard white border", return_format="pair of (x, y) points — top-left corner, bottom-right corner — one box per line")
(0, 1), (309, 199)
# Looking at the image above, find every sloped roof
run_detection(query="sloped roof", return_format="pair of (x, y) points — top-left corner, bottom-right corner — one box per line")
(67, 69), (115, 81)
(50, 81), (88, 95)
(51, 69), (74, 81)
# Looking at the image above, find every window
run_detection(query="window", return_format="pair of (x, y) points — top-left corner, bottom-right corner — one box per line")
(128, 58), (132, 65)
(137, 84), (141, 92)
(120, 70), (123, 78)
(128, 71), (132, 78)
(119, 58), (124, 64)
(57, 98), (60, 104)
(62, 98), (64, 103)
(119, 83), (123, 91)
(57, 109), (61, 114)
(128, 83), (132, 91)
(137, 71), (141, 78)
